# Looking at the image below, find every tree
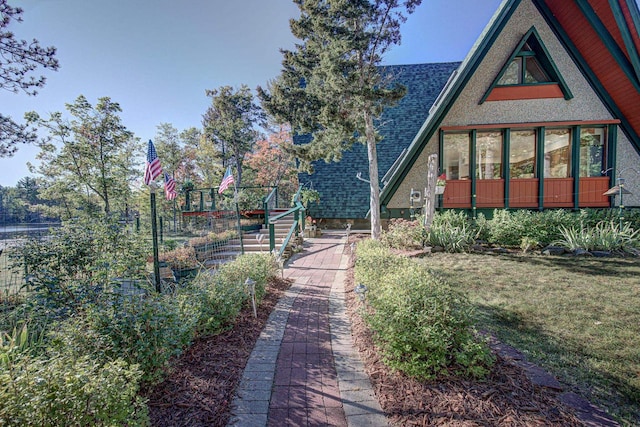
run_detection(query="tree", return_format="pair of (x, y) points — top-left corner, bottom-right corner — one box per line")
(259, 0), (421, 239)
(245, 124), (299, 200)
(0, 0), (59, 156)
(27, 96), (139, 218)
(153, 123), (183, 179)
(202, 85), (263, 187)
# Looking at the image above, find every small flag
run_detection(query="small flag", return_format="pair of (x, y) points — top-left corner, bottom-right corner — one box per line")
(218, 166), (235, 194)
(164, 173), (177, 201)
(144, 140), (163, 185)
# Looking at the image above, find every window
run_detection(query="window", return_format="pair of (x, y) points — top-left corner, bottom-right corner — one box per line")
(544, 128), (572, 178)
(443, 133), (470, 180)
(579, 127), (606, 177)
(476, 131), (503, 179)
(510, 130), (536, 178)
(497, 43), (551, 85)
(481, 27), (574, 104)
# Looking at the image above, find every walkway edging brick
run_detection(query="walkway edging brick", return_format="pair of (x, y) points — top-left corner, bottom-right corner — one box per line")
(329, 235), (389, 427)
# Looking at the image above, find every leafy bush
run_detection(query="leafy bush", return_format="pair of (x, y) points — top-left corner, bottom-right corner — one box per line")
(51, 291), (196, 385)
(183, 272), (247, 336)
(355, 240), (494, 379)
(432, 210), (475, 230)
(484, 209), (580, 247)
(11, 216), (149, 283)
(0, 354), (147, 426)
(426, 221), (478, 252)
(381, 218), (424, 249)
(158, 245), (198, 270)
(555, 220), (640, 253)
(578, 207), (640, 230)
(216, 253), (278, 303)
(188, 229), (236, 248)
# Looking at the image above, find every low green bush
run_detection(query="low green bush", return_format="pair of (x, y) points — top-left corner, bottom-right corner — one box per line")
(427, 221), (478, 252)
(555, 220), (640, 253)
(184, 272), (247, 336)
(381, 218), (424, 249)
(51, 291), (196, 385)
(216, 253), (278, 303)
(355, 240), (494, 379)
(484, 209), (580, 247)
(0, 354), (147, 426)
(578, 207), (640, 230)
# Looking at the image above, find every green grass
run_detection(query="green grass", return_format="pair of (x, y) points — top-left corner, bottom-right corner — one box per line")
(421, 252), (640, 425)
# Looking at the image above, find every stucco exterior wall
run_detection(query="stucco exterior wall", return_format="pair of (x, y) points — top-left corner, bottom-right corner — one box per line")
(388, 0), (640, 208)
(616, 129), (640, 206)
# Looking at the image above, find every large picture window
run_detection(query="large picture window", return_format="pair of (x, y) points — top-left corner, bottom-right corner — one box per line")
(544, 128), (571, 178)
(579, 127), (606, 177)
(510, 130), (536, 178)
(443, 132), (470, 180)
(476, 131), (503, 179)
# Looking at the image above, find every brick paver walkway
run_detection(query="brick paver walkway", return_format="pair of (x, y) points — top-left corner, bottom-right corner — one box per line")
(228, 231), (387, 427)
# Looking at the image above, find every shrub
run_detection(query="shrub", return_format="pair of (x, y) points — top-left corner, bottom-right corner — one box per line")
(426, 221), (478, 252)
(432, 210), (475, 230)
(381, 218), (424, 249)
(184, 272), (247, 336)
(158, 245), (198, 270)
(578, 207), (640, 230)
(0, 354), (147, 426)
(216, 253), (278, 303)
(11, 216), (149, 284)
(52, 291), (196, 385)
(555, 220), (640, 253)
(485, 209), (579, 247)
(188, 229), (236, 248)
(355, 241), (494, 379)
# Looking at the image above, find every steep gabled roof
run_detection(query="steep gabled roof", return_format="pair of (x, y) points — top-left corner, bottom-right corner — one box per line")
(298, 62), (461, 219)
(381, 0), (640, 207)
(537, 0), (640, 143)
(381, 0), (520, 206)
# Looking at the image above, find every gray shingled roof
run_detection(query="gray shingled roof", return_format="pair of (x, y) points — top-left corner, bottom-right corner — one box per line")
(297, 62), (461, 219)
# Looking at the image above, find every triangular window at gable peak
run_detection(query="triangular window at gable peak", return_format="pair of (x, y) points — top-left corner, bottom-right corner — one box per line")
(481, 27), (574, 103)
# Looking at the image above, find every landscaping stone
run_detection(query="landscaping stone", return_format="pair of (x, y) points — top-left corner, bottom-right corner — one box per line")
(559, 392), (620, 427)
(542, 245), (566, 256)
(573, 248), (593, 257)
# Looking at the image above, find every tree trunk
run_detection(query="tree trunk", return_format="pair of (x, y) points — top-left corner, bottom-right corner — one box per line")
(423, 154), (438, 229)
(364, 110), (381, 240)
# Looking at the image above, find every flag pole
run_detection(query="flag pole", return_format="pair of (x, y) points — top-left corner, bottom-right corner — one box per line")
(232, 166), (244, 255)
(149, 182), (161, 292)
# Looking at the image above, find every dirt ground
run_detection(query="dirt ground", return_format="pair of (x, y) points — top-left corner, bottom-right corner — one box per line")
(145, 240), (587, 426)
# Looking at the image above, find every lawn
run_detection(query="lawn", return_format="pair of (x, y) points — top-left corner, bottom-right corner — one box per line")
(421, 252), (640, 425)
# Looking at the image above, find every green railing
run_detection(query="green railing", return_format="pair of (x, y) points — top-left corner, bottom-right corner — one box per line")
(268, 186), (305, 256)
(263, 186), (278, 228)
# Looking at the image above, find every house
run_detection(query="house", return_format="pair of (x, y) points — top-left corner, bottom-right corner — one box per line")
(299, 0), (640, 223)
(298, 62), (461, 224)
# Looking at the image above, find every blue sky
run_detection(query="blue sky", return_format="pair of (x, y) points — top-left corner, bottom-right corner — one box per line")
(1, 0), (503, 187)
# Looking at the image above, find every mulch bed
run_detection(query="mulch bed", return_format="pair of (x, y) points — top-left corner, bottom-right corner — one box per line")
(144, 276), (292, 427)
(145, 237), (590, 426)
(345, 234), (585, 426)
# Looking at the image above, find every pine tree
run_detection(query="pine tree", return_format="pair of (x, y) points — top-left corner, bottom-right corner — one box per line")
(0, 0), (59, 156)
(259, 0), (421, 239)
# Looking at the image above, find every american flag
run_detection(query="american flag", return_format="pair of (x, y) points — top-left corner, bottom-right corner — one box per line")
(218, 166), (235, 194)
(164, 173), (177, 201)
(144, 140), (163, 185)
